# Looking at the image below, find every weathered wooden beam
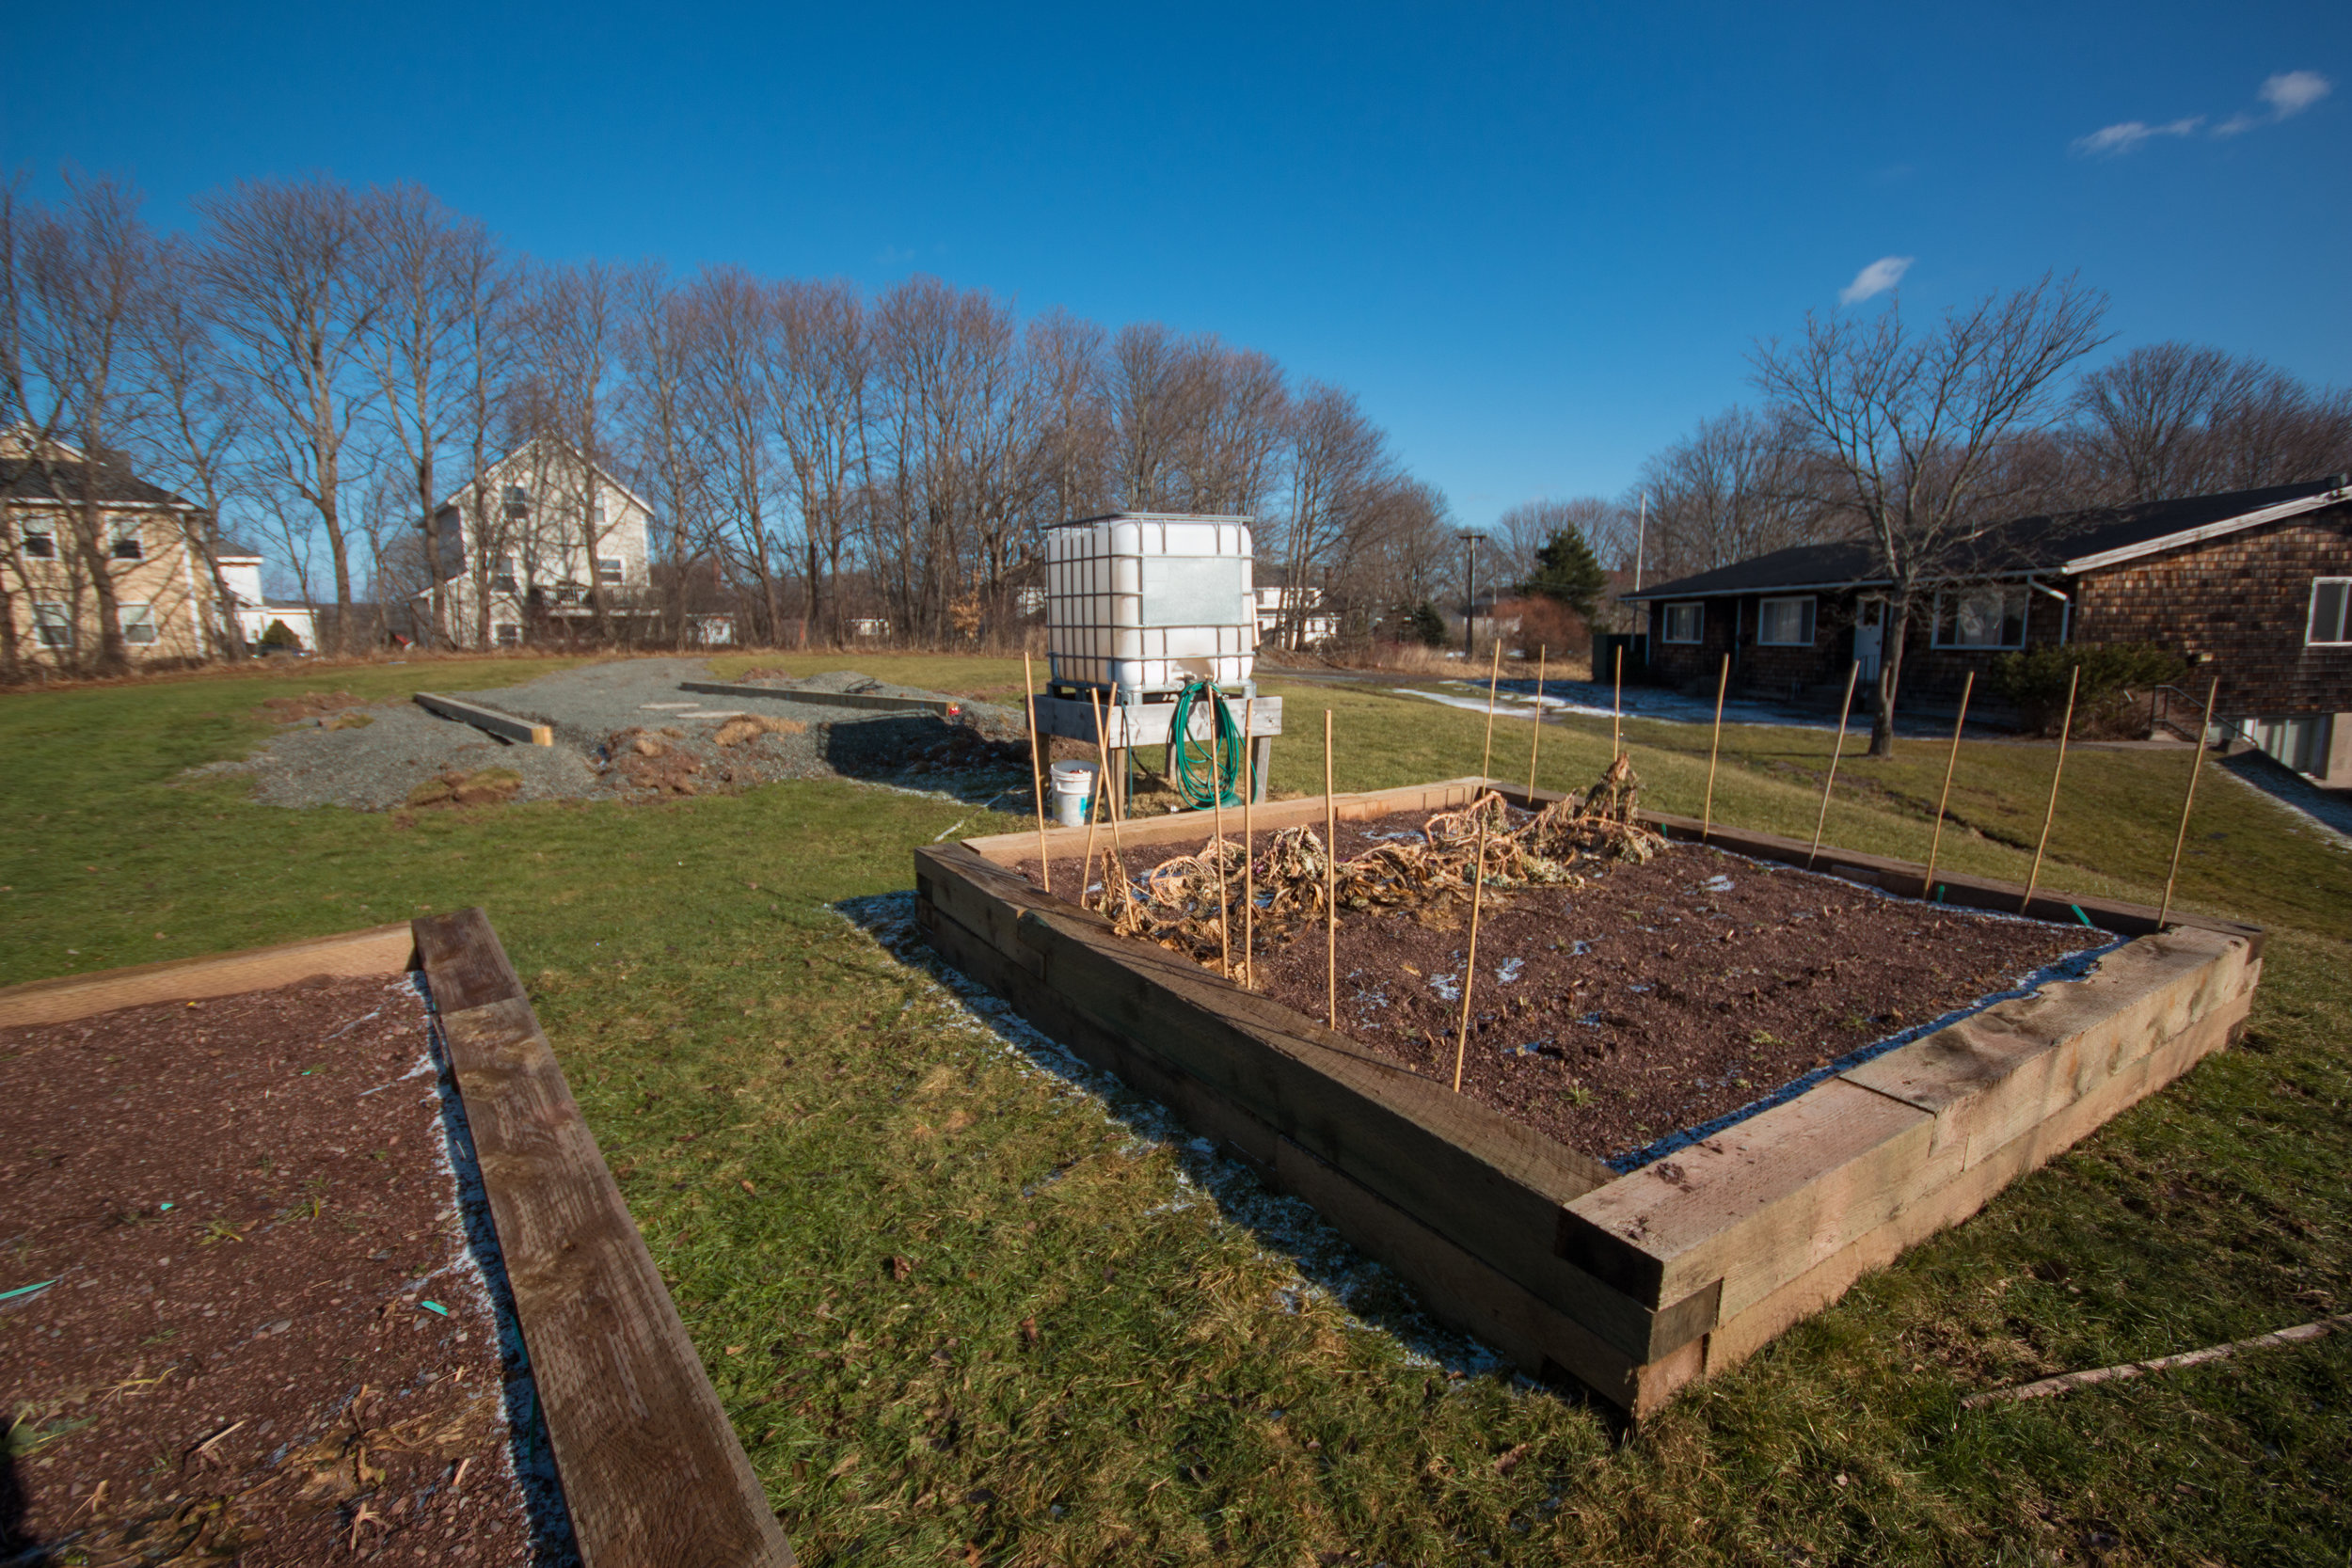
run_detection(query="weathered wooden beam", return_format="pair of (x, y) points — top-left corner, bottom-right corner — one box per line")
(0, 923), (417, 1028)
(414, 690), (554, 746)
(677, 679), (952, 717)
(414, 909), (796, 1568)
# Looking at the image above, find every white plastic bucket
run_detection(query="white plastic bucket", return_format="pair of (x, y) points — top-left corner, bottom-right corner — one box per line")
(1049, 761), (1097, 827)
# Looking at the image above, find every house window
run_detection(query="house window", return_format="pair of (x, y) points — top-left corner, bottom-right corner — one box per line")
(494, 623), (521, 647)
(21, 520), (56, 559)
(1661, 602), (1704, 644)
(34, 602), (72, 648)
(502, 484), (529, 512)
(596, 556), (624, 585)
(111, 523), (144, 560)
(1934, 585), (2027, 649)
(555, 586), (582, 606)
(119, 603), (159, 644)
(1756, 595), (1816, 647)
(492, 556), (518, 594)
(2309, 578), (2351, 646)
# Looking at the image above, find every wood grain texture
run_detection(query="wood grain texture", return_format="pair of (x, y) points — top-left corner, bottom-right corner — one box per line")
(678, 679), (954, 717)
(414, 690), (555, 746)
(914, 849), (1718, 1367)
(958, 778), (1485, 863)
(415, 911), (794, 1568)
(0, 923), (415, 1028)
(1701, 1000), (2240, 1376)
(914, 891), (1702, 1393)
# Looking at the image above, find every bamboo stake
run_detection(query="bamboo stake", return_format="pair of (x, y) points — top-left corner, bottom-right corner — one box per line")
(1023, 651), (1050, 895)
(1477, 639), (1503, 784)
(1525, 645), (1547, 799)
(1083, 689), (1120, 910)
(1324, 708), (1338, 1030)
(1211, 697), (1231, 977)
(1076, 750), (1104, 911)
(1920, 671), (1975, 899)
(1806, 661), (1863, 869)
(1612, 644), (1624, 758)
(2021, 665), (2081, 915)
(1241, 695), (1256, 988)
(1453, 801), (1491, 1094)
(1086, 689), (1130, 919)
(2157, 677), (2221, 928)
(1700, 653), (1728, 843)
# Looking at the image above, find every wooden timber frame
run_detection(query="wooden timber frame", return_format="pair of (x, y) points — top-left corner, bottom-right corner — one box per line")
(414, 690), (555, 746)
(0, 917), (797, 1568)
(913, 776), (2264, 1418)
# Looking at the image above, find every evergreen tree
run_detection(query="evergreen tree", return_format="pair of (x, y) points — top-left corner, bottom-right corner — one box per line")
(1523, 530), (1608, 623)
(1407, 600), (1449, 647)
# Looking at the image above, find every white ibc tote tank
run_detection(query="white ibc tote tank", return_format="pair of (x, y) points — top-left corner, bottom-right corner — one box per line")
(1044, 513), (1257, 698)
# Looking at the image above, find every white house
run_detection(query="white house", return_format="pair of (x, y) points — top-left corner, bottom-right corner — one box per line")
(214, 549), (321, 650)
(418, 438), (656, 647)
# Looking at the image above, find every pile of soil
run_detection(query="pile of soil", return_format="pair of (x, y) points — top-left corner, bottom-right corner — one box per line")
(1018, 811), (2103, 1162)
(0, 976), (552, 1565)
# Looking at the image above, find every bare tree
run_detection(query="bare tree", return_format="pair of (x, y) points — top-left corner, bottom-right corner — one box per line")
(2072, 342), (2352, 503)
(1275, 382), (1395, 649)
(197, 177), (386, 654)
(359, 183), (498, 649)
(679, 265), (787, 641)
(132, 232), (251, 658)
(1632, 405), (1827, 578)
(771, 277), (869, 645)
(0, 175), (176, 674)
(509, 260), (632, 638)
(1753, 274), (2110, 755)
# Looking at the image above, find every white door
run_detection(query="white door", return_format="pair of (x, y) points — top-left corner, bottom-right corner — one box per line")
(1854, 598), (1885, 682)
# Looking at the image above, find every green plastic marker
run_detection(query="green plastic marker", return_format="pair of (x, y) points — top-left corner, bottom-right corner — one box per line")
(1, 1278), (58, 1303)
(421, 1300), (450, 1316)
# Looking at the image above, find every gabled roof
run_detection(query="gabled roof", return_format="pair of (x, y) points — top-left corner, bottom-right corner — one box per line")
(432, 436), (656, 521)
(1624, 477), (2351, 601)
(2, 452), (200, 511)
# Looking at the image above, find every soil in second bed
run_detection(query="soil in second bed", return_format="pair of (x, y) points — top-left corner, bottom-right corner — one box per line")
(0, 975), (541, 1566)
(1019, 813), (2105, 1162)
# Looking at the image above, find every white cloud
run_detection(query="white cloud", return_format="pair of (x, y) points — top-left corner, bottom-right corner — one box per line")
(2090, 71), (2332, 149)
(1839, 255), (1914, 305)
(2260, 69), (2332, 118)
(2073, 117), (2202, 155)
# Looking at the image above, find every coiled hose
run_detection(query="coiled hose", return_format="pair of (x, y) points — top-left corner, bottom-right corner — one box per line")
(1167, 677), (1245, 809)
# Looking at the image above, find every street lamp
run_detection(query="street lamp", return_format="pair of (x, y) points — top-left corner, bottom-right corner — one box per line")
(1456, 530), (1486, 657)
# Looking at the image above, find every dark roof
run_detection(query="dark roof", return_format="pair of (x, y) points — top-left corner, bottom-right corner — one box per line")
(1625, 478), (2346, 600)
(1, 453), (199, 510)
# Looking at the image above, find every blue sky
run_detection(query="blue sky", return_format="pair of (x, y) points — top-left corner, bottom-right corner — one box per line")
(4, 1), (2345, 530)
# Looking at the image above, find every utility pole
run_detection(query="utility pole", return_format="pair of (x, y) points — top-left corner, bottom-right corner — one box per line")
(1457, 530), (1486, 657)
(1634, 492), (1647, 594)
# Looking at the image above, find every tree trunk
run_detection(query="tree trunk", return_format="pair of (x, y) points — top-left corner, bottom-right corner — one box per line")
(1869, 594), (1912, 758)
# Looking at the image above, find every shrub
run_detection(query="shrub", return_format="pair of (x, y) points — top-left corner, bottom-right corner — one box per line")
(1988, 642), (2187, 736)
(1406, 601), (1449, 648)
(259, 618), (302, 649)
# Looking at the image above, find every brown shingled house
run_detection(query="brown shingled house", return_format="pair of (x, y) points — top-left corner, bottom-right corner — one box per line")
(1623, 476), (2352, 785)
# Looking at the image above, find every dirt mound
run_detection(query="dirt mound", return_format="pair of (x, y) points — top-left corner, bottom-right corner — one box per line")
(257, 690), (372, 727)
(714, 714), (807, 746)
(403, 766), (524, 809)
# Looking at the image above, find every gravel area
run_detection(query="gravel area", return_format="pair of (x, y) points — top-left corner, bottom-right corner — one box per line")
(203, 658), (1037, 813)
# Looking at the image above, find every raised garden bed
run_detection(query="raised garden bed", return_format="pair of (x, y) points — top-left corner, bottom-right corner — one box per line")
(0, 917), (794, 1567)
(914, 778), (2264, 1417)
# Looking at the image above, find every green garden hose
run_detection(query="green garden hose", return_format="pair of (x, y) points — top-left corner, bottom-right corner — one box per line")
(1168, 678), (1245, 809)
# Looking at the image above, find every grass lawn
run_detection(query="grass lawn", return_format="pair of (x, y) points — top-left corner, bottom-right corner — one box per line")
(4, 655), (2346, 1565)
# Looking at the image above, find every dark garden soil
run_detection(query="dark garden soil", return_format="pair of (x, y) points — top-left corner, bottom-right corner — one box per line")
(0, 975), (548, 1566)
(1016, 811), (2105, 1163)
